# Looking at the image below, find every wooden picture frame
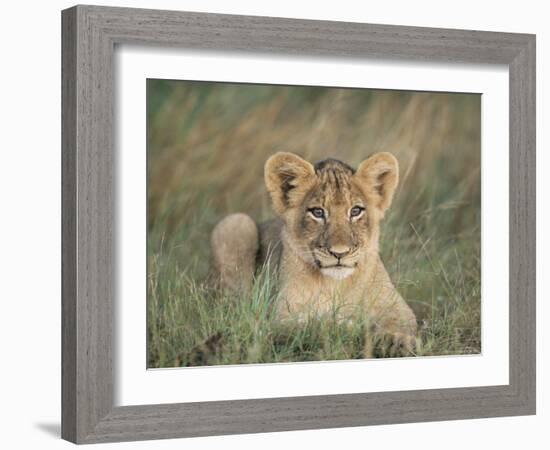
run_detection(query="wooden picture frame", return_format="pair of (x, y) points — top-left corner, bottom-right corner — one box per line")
(61, 4), (536, 444)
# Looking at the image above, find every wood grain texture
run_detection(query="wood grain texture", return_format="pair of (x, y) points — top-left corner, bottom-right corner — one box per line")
(61, 4), (536, 444)
(61, 7), (77, 443)
(508, 36), (536, 408)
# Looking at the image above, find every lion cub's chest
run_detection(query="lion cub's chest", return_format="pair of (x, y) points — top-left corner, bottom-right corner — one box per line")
(276, 264), (367, 320)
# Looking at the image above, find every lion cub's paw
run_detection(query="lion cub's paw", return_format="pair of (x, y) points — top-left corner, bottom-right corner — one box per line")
(367, 332), (417, 358)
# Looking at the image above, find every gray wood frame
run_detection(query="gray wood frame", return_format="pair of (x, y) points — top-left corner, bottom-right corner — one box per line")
(61, 4), (536, 444)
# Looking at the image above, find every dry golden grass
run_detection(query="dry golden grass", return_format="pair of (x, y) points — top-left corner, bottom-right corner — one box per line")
(147, 80), (481, 367)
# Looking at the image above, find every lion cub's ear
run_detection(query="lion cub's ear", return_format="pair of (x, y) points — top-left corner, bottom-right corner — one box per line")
(265, 152), (315, 215)
(354, 152), (399, 214)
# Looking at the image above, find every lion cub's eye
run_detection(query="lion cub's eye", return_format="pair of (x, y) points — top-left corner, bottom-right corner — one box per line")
(308, 207), (326, 220)
(350, 206), (365, 218)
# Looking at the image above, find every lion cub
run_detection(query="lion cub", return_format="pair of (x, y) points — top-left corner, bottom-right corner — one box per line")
(211, 152), (417, 357)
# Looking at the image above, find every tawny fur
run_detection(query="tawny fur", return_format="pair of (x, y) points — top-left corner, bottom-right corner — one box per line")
(211, 152), (417, 357)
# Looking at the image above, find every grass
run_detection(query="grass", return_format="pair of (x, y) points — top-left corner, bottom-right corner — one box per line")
(147, 80), (481, 368)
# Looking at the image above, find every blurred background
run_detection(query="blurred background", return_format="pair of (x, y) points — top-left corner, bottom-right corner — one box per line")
(147, 79), (481, 367)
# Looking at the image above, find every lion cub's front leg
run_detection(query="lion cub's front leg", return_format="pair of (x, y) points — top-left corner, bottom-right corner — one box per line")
(364, 292), (418, 358)
(211, 213), (259, 293)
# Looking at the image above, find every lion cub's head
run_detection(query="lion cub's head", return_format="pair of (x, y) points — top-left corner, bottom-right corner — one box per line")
(265, 152), (398, 280)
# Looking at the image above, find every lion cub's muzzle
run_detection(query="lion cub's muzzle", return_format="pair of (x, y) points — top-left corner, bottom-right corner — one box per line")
(312, 246), (360, 280)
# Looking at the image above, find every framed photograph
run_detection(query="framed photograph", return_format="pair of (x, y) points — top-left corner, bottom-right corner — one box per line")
(62, 5), (536, 444)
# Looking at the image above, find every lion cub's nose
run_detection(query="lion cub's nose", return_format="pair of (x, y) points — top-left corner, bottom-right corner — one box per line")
(329, 245), (351, 259)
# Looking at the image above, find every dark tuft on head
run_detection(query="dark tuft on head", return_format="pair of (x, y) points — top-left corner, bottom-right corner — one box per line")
(314, 158), (355, 175)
